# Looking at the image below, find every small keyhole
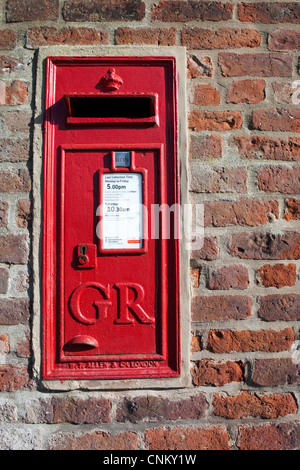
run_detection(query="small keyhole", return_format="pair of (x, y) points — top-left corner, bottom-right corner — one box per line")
(80, 245), (88, 255)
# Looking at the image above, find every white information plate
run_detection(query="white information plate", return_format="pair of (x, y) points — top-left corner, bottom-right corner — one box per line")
(102, 173), (143, 250)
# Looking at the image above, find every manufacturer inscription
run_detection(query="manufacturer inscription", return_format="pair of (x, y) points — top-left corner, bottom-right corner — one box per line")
(68, 360), (159, 369)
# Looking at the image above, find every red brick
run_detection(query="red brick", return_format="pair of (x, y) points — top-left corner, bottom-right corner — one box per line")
(192, 236), (219, 261)
(258, 294), (300, 321)
(256, 263), (297, 288)
(116, 394), (207, 423)
(3, 111), (32, 133)
(152, 1), (233, 22)
(238, 3), (300, 24)
(38, 397), (111, 424)
(0, 138), (29, 163)
(269, 29), (300, 51)
(0, 335), (9, 356)
(257, 165), (300, 193)
(204, 198), (278, 227)
(182, 27), (261, 49)
(229, 231), (300, 260)
(0, 80), (28, 106)
(207, 328), (294, 353)
(144, 425), (231, 450)
(191, 295), (252, 322)
(115, 27), (176, 46)
(0, 29), (18, 50)
(219, 53), (293, 77)
(62, 0), (145, 22)
(190, 268), (200, 288)
(238, 422), (300, 451)
(50, 430), (138, 450)
(234, 136), (300, 161)
(6, 0), (59, 22)
(190, 165), (247, 193)
(16, 333), (30, 358)
(191, 84), (220, 106)
(0, 298), (30, 325)
(26, 27), (109, 49)
(0, 235), (28, 264)
(207, 265), (249, 290)
(252, 358), (300, 387)
(0, 201), (8, 228)
(191, 335), (202, 353)
(284, 198), (300, 220)
(189, 135), (222, 160)
(253, 107), (300, 132)
(0, 169), (31, 193)
(0, 268), (9, 294)
(16, 199), (31, 229)
(227, 79), (265, 104)
(213, 392), (297, 419)
(0, 365), (31, 391)
(192, 359), (245, 386)
(189, 110), (242, 132)
(187, 55), (213, 79)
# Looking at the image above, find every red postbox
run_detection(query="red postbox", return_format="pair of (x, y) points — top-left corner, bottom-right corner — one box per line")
(42, 56), (180, 381)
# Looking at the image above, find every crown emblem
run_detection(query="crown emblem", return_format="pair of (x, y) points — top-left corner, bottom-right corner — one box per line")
(100, 68), (123, 91)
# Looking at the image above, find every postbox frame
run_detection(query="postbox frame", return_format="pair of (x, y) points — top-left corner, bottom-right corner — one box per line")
(32, 46), (190, 390)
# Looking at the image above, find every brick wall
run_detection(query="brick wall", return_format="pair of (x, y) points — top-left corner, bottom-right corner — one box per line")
(0, 0), (300, 451)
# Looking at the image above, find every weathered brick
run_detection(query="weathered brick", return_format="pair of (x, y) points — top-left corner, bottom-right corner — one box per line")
(49, 430), (138, 450)
(256, 263), (297, 288)
(26, 27), (109, 49)
(192, 236), (219, 261)
(0, 268), (9, 294)
(16, 199), (31, 229)
(219, 53), (293, 77)
(25, 397), (111, 424)
(229, 231), (300, 260)
(234, 136), (300, 161)
(0, 80), (28, 106)
(237, 422), (300, 451)
(115, 27), (176, 46)
(207, 328), (294, 353)
(213, 392), (297, 419)
(284, 198), (300, 220)
(2, 111), (32, 133)
(6, 0), (59, 22)
(257, 166), (300, 193)
(227, 79), (265, 104)
(0, 396), (17, 422)
(238, 3), (300, 24)
(191, 295), (252, 322)
(191, 335), (202, 353)
(190, 164), (247, 193)
(182, 27), (260, 49)
(191, 84), (220, 106)
(272, 82), (294, 104)
(0, 56), (31, 75)
(62, 0), (145, 22)
(252, 358), (300, 386)
(187, 55), (213, 79)
(16, 332), (30, 358)
(0, 334), (9, 356)
(144, 425), (231, 450)
(269, 29), (300, 51)
(207, 265), (249, 290)
(0, 169), (31, 193)
(253, 108), (300, 132)
(204, 198), (278, 227)
(192, 359), (245, 386)
(0, 30), (18, 50)
(0, 298), (30, 325)
(0, 139), (29, 163)
(258, 294), (300, 321)
(189, 135), (222, 160)
(116, 394), (207, 423)
(189, 110), (243, 131)
(0, 201), (8, 228)
(0, 235), (28, 264)
(152, 1), (233, 22)
(0, 365), (31, 391)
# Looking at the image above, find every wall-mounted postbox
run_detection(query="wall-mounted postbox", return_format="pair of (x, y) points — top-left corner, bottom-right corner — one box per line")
(42, 56), (181, 382)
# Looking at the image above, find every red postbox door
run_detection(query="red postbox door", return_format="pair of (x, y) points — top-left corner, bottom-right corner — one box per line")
(42, 57), (180, 381)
